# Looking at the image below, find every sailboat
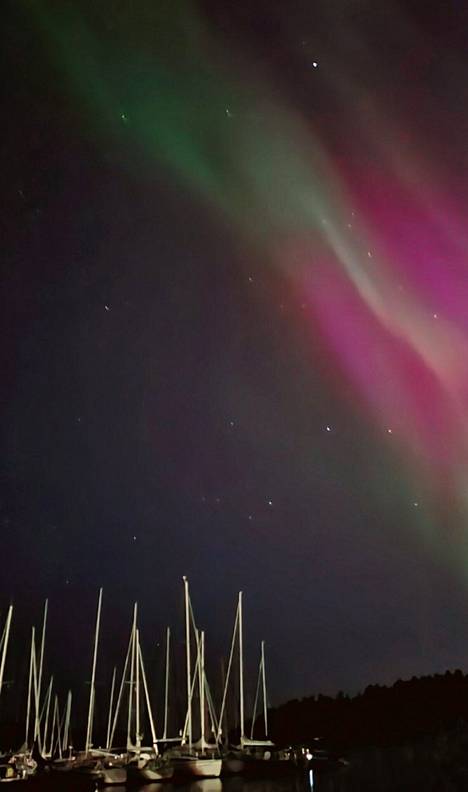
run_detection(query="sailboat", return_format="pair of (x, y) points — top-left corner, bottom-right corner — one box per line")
(64, 589), (127, 785)
(220, 593), (293, 776)
(0, 606), (36, 784)
(219, 590), (257, 775)
(170, 578), (222, 779)
(245, 640), (296, 776)
(0, 605), (48, 784)
(123, 607), (173, 782)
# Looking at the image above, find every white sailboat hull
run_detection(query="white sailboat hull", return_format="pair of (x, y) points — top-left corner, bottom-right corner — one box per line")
(100, 766), (127, 785)
(173, 757), (222, 778)
(129, 759), (174, 782)
(138, 766), (173, 781)
(71, 762), (127, 785)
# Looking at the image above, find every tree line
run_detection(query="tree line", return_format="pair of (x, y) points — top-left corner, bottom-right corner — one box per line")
(262, 669), (468, 749)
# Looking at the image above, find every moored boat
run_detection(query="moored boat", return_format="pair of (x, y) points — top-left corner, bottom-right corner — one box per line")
(0, 753), (37, 784)
(219, 599), (296, 778)
(127, 752), (174, 782)
(172, 753), (222, 779)
(171, 580), (222, 781)
(71, 757), (127, 785)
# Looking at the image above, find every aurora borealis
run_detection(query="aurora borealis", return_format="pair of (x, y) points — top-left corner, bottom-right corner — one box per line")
(35, 1), (468, 492)
(3, 0), (468, 704)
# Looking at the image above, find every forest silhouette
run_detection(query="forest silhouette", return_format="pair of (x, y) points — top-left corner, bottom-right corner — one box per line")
(261, 669), (468, 750)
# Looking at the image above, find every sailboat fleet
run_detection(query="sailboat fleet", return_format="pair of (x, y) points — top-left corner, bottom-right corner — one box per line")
(0, 579), (296, 785)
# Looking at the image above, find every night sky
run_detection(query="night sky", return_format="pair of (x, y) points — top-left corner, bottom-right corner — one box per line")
(3, 0), (468, 714)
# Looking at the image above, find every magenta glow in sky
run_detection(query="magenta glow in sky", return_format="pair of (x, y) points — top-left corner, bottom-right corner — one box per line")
(299, 155), (468, 503)
(36, 0), (468, 518)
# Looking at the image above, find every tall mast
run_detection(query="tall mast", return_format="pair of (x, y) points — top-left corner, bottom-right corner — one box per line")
(181, 647), (199, 745)
(52, 695), (62, 759)
(127, 603), (137, 751)
(220, 657), (229, 744)
(135, 628), (141, 754)
(250, 648), (262, 740)
(238, 591), (245, 745)
(108, 623), (134, 750)
(33, 599), (48, 743)
(106, 667), (116, 752)
(138, 638), (158, 754)
(62, 690), (72, 753)
(0, 605), (12, 706)
(42, 676), (53, 753)
(199, 630), (205, 750)
(183, 576), (192, 750)
(25, 627), (36, 746)
(31, 641), (42, 753)
(31, 599), (48, 745)
(162, 627), (170, 740)
(261, 640), (268, 737)
(85, 587), (103, 754)
(37, 600), (48, 704)
(217, 600), (239, 741)
(48, 695), (57, 758)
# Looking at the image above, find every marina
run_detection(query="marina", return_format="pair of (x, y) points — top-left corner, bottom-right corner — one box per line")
(0, 582), (317, 786)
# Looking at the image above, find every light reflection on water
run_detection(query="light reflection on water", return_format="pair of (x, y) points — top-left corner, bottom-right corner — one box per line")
(104, 778), (313, 792)
(21, 775), (319, 792)
(127, 769), (468, 792)
(79, 772), (468, 792)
